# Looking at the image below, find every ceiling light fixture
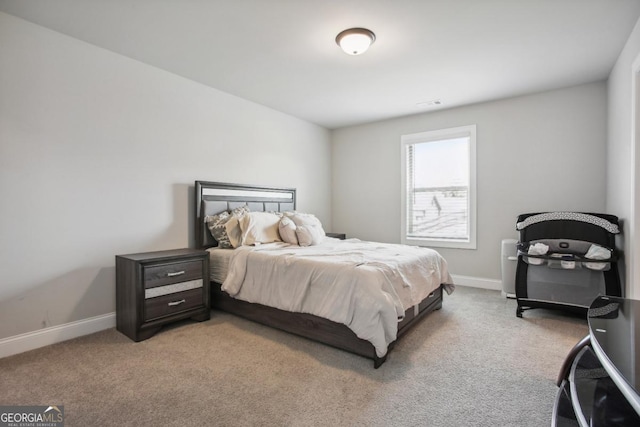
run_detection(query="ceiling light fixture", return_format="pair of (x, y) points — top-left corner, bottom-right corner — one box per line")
(335, 28), (376, 55)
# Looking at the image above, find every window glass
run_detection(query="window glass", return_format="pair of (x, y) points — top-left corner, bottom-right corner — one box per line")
(401, 125), (476, 249)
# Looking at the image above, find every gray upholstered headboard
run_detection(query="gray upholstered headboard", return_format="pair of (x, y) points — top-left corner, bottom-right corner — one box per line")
(195, 181), (296, 248)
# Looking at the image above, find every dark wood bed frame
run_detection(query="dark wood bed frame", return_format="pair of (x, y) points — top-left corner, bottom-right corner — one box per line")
(194, 180), (444, 368)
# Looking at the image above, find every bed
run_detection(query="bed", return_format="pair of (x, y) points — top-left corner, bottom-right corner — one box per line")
(194, 180), (453, 367)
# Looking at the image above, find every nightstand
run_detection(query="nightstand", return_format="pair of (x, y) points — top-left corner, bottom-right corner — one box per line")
(116, 248), (210, 342)
(326, 232), (346, 240)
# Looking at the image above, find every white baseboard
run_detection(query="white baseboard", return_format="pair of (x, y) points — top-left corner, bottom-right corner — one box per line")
(0, 312), (116, 359)
(451, 274), (502, 291)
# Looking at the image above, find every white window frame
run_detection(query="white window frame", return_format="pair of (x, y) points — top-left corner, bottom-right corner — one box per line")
(400, 124), (477, 249)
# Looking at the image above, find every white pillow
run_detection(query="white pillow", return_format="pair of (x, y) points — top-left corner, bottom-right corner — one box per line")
(290, 213), (325, 247)
(239, 211), (282, 246)
(278, 216), (298, 245)
(205, 205), (250, 249)
(225, 216), (243, 248)
(216, 205), (249, 248)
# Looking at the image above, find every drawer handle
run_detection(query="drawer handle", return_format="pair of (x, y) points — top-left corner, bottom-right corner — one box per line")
(167, 299), (186, 307)
(166, 271), (185, 277)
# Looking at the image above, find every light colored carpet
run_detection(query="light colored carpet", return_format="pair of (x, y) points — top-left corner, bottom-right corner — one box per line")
(0, 286), (587, 426)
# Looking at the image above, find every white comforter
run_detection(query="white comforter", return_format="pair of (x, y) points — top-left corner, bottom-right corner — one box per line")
(222, 238), (454, 357)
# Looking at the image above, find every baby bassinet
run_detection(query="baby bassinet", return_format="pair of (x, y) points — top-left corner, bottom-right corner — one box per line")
(515, 212), (622, 318)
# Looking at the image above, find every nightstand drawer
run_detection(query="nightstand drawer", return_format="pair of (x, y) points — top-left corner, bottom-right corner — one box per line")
(144, 260), (203, 289)
(145, 288), (203, 320)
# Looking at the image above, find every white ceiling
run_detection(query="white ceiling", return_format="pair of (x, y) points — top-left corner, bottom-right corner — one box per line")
(2, 0), (640, 129)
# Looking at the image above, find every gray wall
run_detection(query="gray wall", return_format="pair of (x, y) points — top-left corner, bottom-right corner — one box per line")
(0, 12), (331, 339)
(332, 82), (608, 282)
(607, 16), (640, 298)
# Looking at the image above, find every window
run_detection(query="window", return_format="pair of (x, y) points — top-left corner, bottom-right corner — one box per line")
(401, 125), (476, 249)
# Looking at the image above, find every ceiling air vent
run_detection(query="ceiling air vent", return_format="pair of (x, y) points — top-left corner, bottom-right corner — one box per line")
(416, 100), (443, 108)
